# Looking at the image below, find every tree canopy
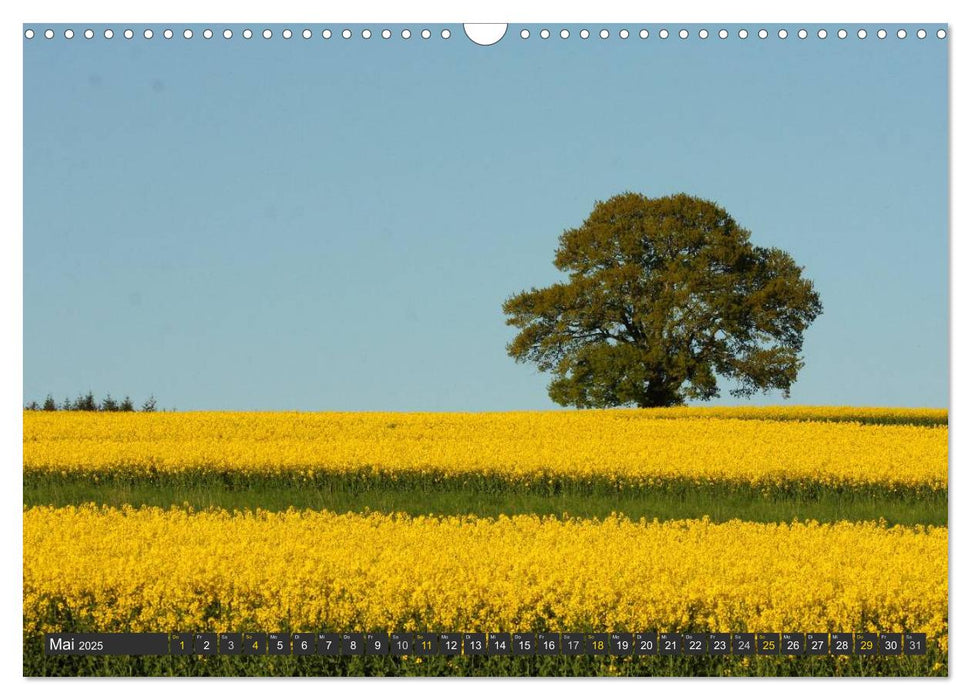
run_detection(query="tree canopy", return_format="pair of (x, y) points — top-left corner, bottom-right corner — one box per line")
(502, 192), (823, 408)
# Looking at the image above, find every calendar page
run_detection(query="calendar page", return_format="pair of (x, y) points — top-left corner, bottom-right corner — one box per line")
(22, 20), (948, 679)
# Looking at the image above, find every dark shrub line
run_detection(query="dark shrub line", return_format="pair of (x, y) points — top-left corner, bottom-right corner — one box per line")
(24, 392), (157, 412)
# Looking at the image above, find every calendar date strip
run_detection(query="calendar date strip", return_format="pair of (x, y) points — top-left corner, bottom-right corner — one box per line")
(44, 631), (928, 657)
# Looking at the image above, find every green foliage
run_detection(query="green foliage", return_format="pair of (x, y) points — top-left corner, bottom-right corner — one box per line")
(503, 193), (823, 407)
(75, 392), (98, 411)
(27, 393), (153, 412)
(23, 473), (946, 527)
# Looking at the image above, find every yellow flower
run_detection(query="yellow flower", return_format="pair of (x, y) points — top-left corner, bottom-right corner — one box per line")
(22, 409), (947, 490)
(23, 506), (948, 647)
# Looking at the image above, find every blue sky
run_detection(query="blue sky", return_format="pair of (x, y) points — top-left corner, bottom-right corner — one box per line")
(23, 24), (948, 410)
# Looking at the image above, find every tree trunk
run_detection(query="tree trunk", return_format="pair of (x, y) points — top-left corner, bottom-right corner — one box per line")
(637, 384), (683, 408)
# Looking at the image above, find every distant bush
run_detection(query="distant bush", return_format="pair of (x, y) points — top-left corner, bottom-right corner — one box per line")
(24, 393), (158, 412)
(74, 392), (98, 411)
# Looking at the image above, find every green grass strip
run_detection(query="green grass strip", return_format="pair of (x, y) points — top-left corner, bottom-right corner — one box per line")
(23, 473), (947, 525)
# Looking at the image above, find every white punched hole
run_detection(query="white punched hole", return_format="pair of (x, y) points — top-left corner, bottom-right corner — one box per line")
(679, 29), (689, 39)
(718, 29), (728, 39)
(817, 29), (827, 39)
(580, 29), (589, 39)
(24, 28), (34, 39)
(56, 23), (533, 44)
(619, 28), (629, 39)
(798, 28), (808, 39)
(44, 28), (54, 39)
(738, 28), (748, 39)
(858, 29), (867, 39)
(560, 29), (569, 39)
(540, 28), (550, 39)
(758, 29), (768, 39)
(659, 29), (669, 39)
(877, 29), (887, 39)
(897, 29), (907, 39)
(520, 29), (529, 39)
(699, 29), (709, 39)
(778, 29), (788, 39)
(600, 29), (609, 39)
(464, 23), (507, 46)
(917, 29), (927, 39)
(937, 29), (947, 39)
(639, 29), (648, 39)
(401, 28), (411, 39)
(838, 29), (848, 39)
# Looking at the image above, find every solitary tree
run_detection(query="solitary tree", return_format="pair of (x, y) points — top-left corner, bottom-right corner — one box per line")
(502, 192), (823, 408)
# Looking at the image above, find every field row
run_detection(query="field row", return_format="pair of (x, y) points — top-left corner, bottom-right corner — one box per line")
(24, 506), (948, 647)
(23, 411), (948, 489)
(23, 473), (948, 524)
(24, 406), (949, 430)
(25, 641), (947, 677)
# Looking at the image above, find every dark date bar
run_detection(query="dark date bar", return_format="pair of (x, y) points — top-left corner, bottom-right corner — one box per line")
(44, 632), (927, 656)
(45, 633), (169, 656)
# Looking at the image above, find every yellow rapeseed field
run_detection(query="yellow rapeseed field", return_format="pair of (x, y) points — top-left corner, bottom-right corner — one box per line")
(23, 505), (948, 649)
(23, 409), (947, 489)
